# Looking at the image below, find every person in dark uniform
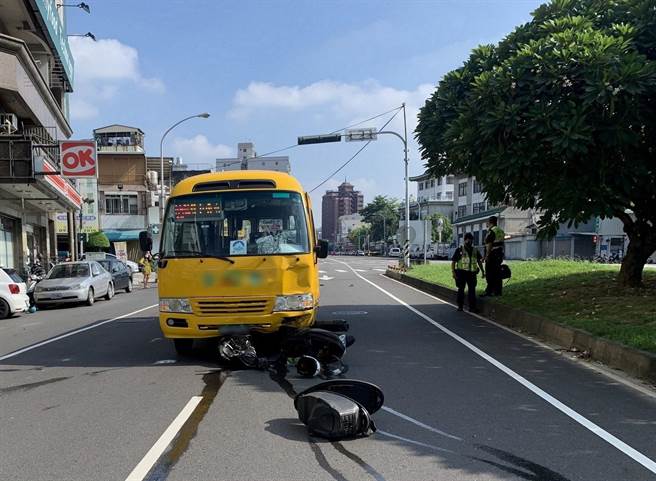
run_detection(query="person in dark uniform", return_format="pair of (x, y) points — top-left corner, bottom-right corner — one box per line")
(451, 232), (484, 312)
(483, 215), (505, 296)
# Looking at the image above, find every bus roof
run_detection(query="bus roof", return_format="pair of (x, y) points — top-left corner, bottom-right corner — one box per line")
(170, 170), (306, 197)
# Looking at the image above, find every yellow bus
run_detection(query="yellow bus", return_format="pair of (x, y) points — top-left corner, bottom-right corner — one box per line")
(155, 170), (327, 355)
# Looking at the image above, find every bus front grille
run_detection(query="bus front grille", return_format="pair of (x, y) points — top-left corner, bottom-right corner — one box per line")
(192, 298), (271, 316)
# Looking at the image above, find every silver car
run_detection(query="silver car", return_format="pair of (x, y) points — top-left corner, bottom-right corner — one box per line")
(34, 261), (114, 307)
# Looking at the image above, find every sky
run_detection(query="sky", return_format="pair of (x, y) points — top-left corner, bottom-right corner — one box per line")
(65, 0), (545, 226)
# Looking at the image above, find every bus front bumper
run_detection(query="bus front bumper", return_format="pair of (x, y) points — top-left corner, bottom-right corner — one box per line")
(159, 310), (316, 339)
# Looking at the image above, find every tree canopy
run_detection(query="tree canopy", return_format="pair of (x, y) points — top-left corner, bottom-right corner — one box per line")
(86, 231), (110, 250)
(360, 195), (400, 243)
(416, 0), (656, 286)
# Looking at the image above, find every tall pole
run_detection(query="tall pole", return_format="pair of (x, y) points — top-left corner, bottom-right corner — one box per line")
(403, 103), (410, 268)
(159, 113), (210, 222)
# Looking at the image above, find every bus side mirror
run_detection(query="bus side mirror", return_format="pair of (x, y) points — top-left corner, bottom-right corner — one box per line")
(139, 231), (152, 253)
(315, 240), (329, 259)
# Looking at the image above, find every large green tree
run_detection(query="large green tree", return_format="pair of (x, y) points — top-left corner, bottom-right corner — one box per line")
(86, 231), (110, 250)
(348, 225), (371, 248)
(416, 0), (656, 287)
(361, 195), (400, 243)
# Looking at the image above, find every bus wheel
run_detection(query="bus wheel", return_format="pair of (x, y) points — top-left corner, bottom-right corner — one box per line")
(173, 339), (193, 356)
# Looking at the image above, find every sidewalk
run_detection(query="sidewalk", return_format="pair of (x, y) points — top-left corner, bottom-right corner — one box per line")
(132, 271), (158, 286)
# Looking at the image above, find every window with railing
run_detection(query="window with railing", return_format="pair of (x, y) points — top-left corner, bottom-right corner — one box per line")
(105, 194), (138, 215)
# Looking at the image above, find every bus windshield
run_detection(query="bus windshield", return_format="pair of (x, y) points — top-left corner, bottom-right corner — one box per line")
(161, 191), (310, 258)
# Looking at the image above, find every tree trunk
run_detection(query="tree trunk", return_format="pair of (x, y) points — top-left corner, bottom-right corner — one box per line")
(618, 224), (656, 288)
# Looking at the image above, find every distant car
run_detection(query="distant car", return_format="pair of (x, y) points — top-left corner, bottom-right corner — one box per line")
(388, 247), (401, 257)
(98, 259), (134, 293)
(83, 252), (139, 274)
(356, 250), (365, 256)
(0, 268), (30, 319)
(34, 261), (114, 307)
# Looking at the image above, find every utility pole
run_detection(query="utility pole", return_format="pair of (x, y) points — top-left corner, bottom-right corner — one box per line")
(298, 103), (411, 268)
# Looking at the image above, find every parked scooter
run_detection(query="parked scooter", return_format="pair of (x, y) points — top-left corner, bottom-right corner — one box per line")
(26, 261), (47, 307)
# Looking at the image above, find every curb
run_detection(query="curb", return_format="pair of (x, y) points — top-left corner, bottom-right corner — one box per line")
(385, 269), (656, 384)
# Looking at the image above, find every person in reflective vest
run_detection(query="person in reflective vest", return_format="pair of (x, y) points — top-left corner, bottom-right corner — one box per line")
(451, 232), (484, 312)
(483, 215), (505, 296)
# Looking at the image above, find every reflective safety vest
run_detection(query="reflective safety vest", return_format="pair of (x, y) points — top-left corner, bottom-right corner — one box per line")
(456, 247), (478, 271)
(491, 226), (505, 246)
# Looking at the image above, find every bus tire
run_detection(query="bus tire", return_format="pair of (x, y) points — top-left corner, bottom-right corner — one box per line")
(173, 339), (193, 356)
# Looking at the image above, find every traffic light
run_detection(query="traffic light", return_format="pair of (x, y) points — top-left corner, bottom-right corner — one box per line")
(592, 235), (598, 244)
(77, 233), (88, 243)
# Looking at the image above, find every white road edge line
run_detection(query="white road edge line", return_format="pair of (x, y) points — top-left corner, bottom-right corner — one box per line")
(334, 259), (656, 475)
(380, 273), (656, 401)
(382, 406), (462, 441)
(125, 396), (203, 481)
(0, 304), (158, 361)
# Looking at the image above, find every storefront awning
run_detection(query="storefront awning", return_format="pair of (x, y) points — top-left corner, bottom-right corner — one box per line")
(104, 230), (142, 241)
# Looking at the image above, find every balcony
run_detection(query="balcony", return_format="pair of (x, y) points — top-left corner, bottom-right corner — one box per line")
(97, 144), (145, 153)
(0, 35), (72, 140)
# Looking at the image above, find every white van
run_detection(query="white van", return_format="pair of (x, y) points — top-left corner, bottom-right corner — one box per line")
(388, 247), (401, 257)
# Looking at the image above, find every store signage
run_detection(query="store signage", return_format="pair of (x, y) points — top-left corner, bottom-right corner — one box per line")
(40, 159), (82, 208)
(60, 140), (97, 177)
(55, 213), (68, 234)
(76, 178), (99, 233)
(34, 0), (74, 87)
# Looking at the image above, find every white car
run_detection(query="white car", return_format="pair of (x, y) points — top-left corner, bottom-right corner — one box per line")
(388, 247), (401, 257)
(34, 261), (114, 307)
(0, 268), (30, 319)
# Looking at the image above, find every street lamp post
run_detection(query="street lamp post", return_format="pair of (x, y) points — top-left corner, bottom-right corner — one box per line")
(159, 113), (210, 221)
(297, 103), (411, 267)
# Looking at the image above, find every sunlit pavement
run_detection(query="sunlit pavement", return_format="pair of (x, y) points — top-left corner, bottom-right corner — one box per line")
(1, 256), (656, 481)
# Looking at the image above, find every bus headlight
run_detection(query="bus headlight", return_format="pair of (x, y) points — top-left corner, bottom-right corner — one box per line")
(160, 298), (192, 313)
(273, 294), (314, 312)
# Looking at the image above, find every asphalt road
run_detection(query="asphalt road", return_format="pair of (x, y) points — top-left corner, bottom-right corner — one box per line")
(1, 257), (655, 481)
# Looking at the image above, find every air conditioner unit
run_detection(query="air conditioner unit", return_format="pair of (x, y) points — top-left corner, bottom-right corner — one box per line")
(0, 113), (18, 135)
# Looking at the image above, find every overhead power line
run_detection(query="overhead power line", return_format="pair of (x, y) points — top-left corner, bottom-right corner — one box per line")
(250, 105), (403, 160)
(309, 108), (402, 193)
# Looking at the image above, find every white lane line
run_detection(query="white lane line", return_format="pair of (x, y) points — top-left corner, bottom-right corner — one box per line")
(334, 259), (656, 475)
(377, 430), (455, 454)
(381, 273), (656, 401)
(355, 269), (367, 272)
(0, 304), (158, 361)
(382, 406), (462, 441)
(318, 270), (327, 274)
(335, 269), (348, 273)
(125, 396), (203, 481)
(374, 268), (387, 272)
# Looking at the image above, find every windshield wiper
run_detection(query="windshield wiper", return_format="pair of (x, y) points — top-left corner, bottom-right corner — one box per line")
(162, 250), (235, 264)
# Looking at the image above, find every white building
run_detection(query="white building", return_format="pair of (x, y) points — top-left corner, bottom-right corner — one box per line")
(413, 173), (455, 203)
(217, 142), (291, 173)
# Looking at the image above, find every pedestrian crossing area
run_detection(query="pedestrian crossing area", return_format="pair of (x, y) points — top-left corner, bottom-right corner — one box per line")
(315, 257), (397, 280)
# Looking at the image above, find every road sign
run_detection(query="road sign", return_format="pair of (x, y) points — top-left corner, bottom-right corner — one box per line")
(345, 128), (377, 142)
(60, 140), (97, 177)
(297, 134), (342, 145)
